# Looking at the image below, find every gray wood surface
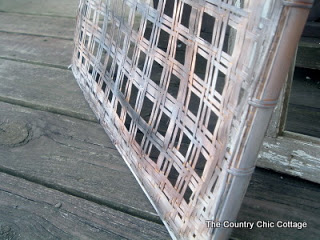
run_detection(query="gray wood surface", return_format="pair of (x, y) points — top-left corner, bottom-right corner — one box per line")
(0, 172), (170, 240)
(1, 103), (319, 239)
(0, 13), (75, 40)
(289, 67), (320, 109)
(235, 168), (320, 240)
(0, 13), (93, 121)
(0, 0), (78, 17)
(296, 37), (320, 70)
(0, 60), (96, 121)
(1, 1), (169, 239)
(302, 22), (320, 38)
(0, 32), (73, 67)
(0, 102), (157, 220)
(286, 67), (320, 138)
(286, 105), (320, 138)
(0, 0), (319, 239)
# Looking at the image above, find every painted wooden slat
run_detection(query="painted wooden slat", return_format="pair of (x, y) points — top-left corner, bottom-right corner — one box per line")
(258, 133), (320, 184)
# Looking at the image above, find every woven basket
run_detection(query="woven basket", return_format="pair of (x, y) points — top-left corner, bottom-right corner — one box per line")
(71, 0), (312, 239)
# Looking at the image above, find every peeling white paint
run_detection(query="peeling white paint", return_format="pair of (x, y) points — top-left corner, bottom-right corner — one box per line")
(259, 151), (288, 165)
(293, 140), (316, 147)
(290, 159), (305, 167)
(292, 149), (319, 162)
(286, 169), (304, 177)
(258, 136), (320, 184)
(262, 141), (280, 149)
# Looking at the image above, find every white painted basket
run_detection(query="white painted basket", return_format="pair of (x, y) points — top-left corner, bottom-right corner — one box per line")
(71, 0), (312, 239)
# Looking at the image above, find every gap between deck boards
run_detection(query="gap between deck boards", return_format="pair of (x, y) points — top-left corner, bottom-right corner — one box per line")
(0, 30), (74, 41)
(0, 10), (75, 19)
(0, 58), (96, 123)
(0, 56), (69, 70)
(0, 165), (162, 225)
(0, 95), (97, 123)
(0, 101), (162, 228)
(0, 9), (319, 239)
(0, 172), (170, 240)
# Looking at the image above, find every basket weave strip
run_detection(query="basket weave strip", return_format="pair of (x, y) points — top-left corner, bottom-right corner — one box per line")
(72, 0), (311, 239)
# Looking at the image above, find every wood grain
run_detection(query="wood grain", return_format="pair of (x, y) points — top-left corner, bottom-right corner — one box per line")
(0, 60), (96, 121)
(286, 105), (320, 138)
(235, 168), (320, 240)
(0, 102), (319, 239)
(0, 172), (170, 240)
(0, 102), (157, 220)
(0, 0), (78, 17)
(0, 24), (318, 186)
(289, 67), (320, 109)
(0, 32), (73, 67)
(296, 37), (320, 70)
(0, 13), (75, 39)
(0, 0), (318, 238)
(258, 133), (320, 184)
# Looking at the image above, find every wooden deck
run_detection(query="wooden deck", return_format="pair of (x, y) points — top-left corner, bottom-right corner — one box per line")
(0, 1), (319, 239)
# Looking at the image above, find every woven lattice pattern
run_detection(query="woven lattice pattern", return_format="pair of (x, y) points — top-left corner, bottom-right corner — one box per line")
(72, 0), (294, 238)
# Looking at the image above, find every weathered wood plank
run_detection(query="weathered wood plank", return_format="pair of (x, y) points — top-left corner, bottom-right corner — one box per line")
(0, 60), (95, 121)
(1, 32), (318, 139)
(286, 105), (320, 138)
(289, 67), (320, 109)
(0, 102), (157, 220)
(0, 32), (73, 67)
(302, 22), (320, 38)
(0, 0), (78, 17)
(285, 67), (320, 138)
(307, 0), (320, 22)
(236, 197), (320, 240)
(0, 13), (75, 39)
(248, 168), (320, 212)
(296, 37), (320, 70)
(235, 168), (320, 239)
(0, 172), (170, 240)
(258, 133), (320, 184)
(1, 103), (319, 239)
